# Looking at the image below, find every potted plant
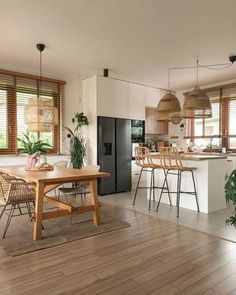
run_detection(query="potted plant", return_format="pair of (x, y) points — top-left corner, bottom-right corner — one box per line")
(225, 170), (236, 227)
(64, 112), (89, 169)
(147, 137), (158, 152)
(17, 133), (52, 168)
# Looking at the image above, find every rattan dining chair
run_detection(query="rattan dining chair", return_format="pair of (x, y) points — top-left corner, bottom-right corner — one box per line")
(0, 172), (36, 238)
(58, 165), (101, 205)
(58, 165), (100, 224)
(53, 160), (68, 198)
(53, 160), (68, 168)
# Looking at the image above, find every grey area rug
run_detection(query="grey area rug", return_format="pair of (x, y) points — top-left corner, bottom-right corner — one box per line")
(0, 203), (130, 256)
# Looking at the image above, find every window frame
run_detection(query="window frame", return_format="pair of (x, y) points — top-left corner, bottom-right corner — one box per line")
(0, 69), (65, 155)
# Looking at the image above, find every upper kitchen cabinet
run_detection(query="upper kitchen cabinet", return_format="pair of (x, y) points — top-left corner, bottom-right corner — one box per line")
(145, 87), (160, 108)
(113, 80), (129, 119)
(83, 75), (158, 121)
(129, 83), (145, 120)
(97, 76), (114, 117)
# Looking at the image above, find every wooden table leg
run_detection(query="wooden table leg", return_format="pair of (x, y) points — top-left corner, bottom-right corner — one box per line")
(33, 182), (45, 240)
(89, 179), (100, 225)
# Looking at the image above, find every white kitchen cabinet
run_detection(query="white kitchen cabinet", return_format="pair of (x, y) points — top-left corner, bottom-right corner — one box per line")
(129, 83), (145, 120)
(113, 80), (129, 119)
(145, 87), (160, 108)
(97, 76), (114, 117)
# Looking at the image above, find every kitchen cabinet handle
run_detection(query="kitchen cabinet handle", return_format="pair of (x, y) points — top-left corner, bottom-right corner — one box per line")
(227, 160), (233, 162)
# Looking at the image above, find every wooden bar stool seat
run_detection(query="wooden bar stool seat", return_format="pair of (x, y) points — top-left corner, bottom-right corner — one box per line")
(133, 147), (172, 210)
(156, 147), (200, 217)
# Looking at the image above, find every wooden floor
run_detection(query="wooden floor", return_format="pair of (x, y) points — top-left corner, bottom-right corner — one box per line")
(1, 204), (236, 294)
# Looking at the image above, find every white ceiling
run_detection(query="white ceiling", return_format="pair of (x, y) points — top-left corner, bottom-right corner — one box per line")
(1, 0), (236, 90)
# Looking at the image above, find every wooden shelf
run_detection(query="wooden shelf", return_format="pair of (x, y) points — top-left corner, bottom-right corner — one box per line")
(145, 107), (168, 135)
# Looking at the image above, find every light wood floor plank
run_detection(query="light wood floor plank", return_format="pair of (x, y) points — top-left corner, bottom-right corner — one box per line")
(0, 203), (236, 295)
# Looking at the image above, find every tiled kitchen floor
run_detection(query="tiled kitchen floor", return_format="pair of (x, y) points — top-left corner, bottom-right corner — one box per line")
(100, 190), (236, 243)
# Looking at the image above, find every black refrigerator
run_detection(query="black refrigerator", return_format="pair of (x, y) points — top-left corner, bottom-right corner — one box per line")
(97, 116), (132, 195)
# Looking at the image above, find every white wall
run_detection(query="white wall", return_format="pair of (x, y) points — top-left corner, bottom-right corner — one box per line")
(62, 76), (83, 154)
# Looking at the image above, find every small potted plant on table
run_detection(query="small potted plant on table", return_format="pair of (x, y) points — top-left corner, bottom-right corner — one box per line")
(17, 133), (52, 169)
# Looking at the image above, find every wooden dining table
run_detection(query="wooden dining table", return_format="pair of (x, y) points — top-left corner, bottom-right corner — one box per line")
(0, 165), (110, 240)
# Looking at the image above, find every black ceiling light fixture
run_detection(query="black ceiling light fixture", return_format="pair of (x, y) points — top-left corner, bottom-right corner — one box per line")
(103, 68), (109, 77)
(229, 55), (236, 63)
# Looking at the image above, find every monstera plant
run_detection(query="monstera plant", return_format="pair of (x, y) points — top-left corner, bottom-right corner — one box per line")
(225, 169), (236, 227)
(64, 112), (89, 169)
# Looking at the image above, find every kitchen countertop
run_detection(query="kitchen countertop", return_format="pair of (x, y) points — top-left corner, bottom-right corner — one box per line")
(150, 152), (228, 161)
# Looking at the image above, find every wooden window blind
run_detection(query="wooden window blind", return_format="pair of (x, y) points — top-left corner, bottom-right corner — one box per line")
(0, 69), (66, 155)
(222, 85), (236, 149)
(186, 83), (236, 150)
(60, 84), (67, 154)
(0, 73), (16, 154)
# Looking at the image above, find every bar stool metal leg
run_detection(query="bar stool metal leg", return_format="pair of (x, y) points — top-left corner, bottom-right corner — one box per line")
(133, 167), (143, 206)
(152, 169), (156, 202)
(176, 170), (182, 218)
(190, 170), (200, 212)
(164, 170), (172, 206)
(156, 169), (170, 211)
(176, 171), (179, 207)
(149, 169), (154, 211)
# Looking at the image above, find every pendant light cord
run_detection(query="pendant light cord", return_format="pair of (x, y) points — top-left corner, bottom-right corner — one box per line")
(40, 50), (42, 99)
(196, 59), (199, 87)
(200, 63), (232, 70)
(168, 68), (171, 91)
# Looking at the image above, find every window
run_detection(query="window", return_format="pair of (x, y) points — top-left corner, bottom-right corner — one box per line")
(0, 70), (65, 154)
(186, 84), (236, 151)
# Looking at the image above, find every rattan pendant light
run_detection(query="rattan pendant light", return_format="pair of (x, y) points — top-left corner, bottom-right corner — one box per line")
(156, 69), (181, 123)
(182, 60), (212, 118)
(24, 44), (58, 132)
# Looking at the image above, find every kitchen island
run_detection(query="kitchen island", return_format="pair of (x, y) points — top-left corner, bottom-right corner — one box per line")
(148, 153), (228, 213)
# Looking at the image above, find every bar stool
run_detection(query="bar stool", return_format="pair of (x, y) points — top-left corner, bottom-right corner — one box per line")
(133, 146), (172, 210)
(156, 147), (200, 217)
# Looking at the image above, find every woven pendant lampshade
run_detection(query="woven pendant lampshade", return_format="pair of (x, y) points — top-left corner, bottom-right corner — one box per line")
(25, 98), (58, 132)
(182, 60), (212, 119)
(156, 91), (181, 123)
(157, 92), (181, 113)
(182, 86), (212, 118)
(24, 43), (58, 132)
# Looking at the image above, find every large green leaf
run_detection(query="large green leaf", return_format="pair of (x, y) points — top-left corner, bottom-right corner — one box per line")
(225, 169), (236, 228)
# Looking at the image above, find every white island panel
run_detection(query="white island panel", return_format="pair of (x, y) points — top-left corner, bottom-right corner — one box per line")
(148, 157), (227, 213)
